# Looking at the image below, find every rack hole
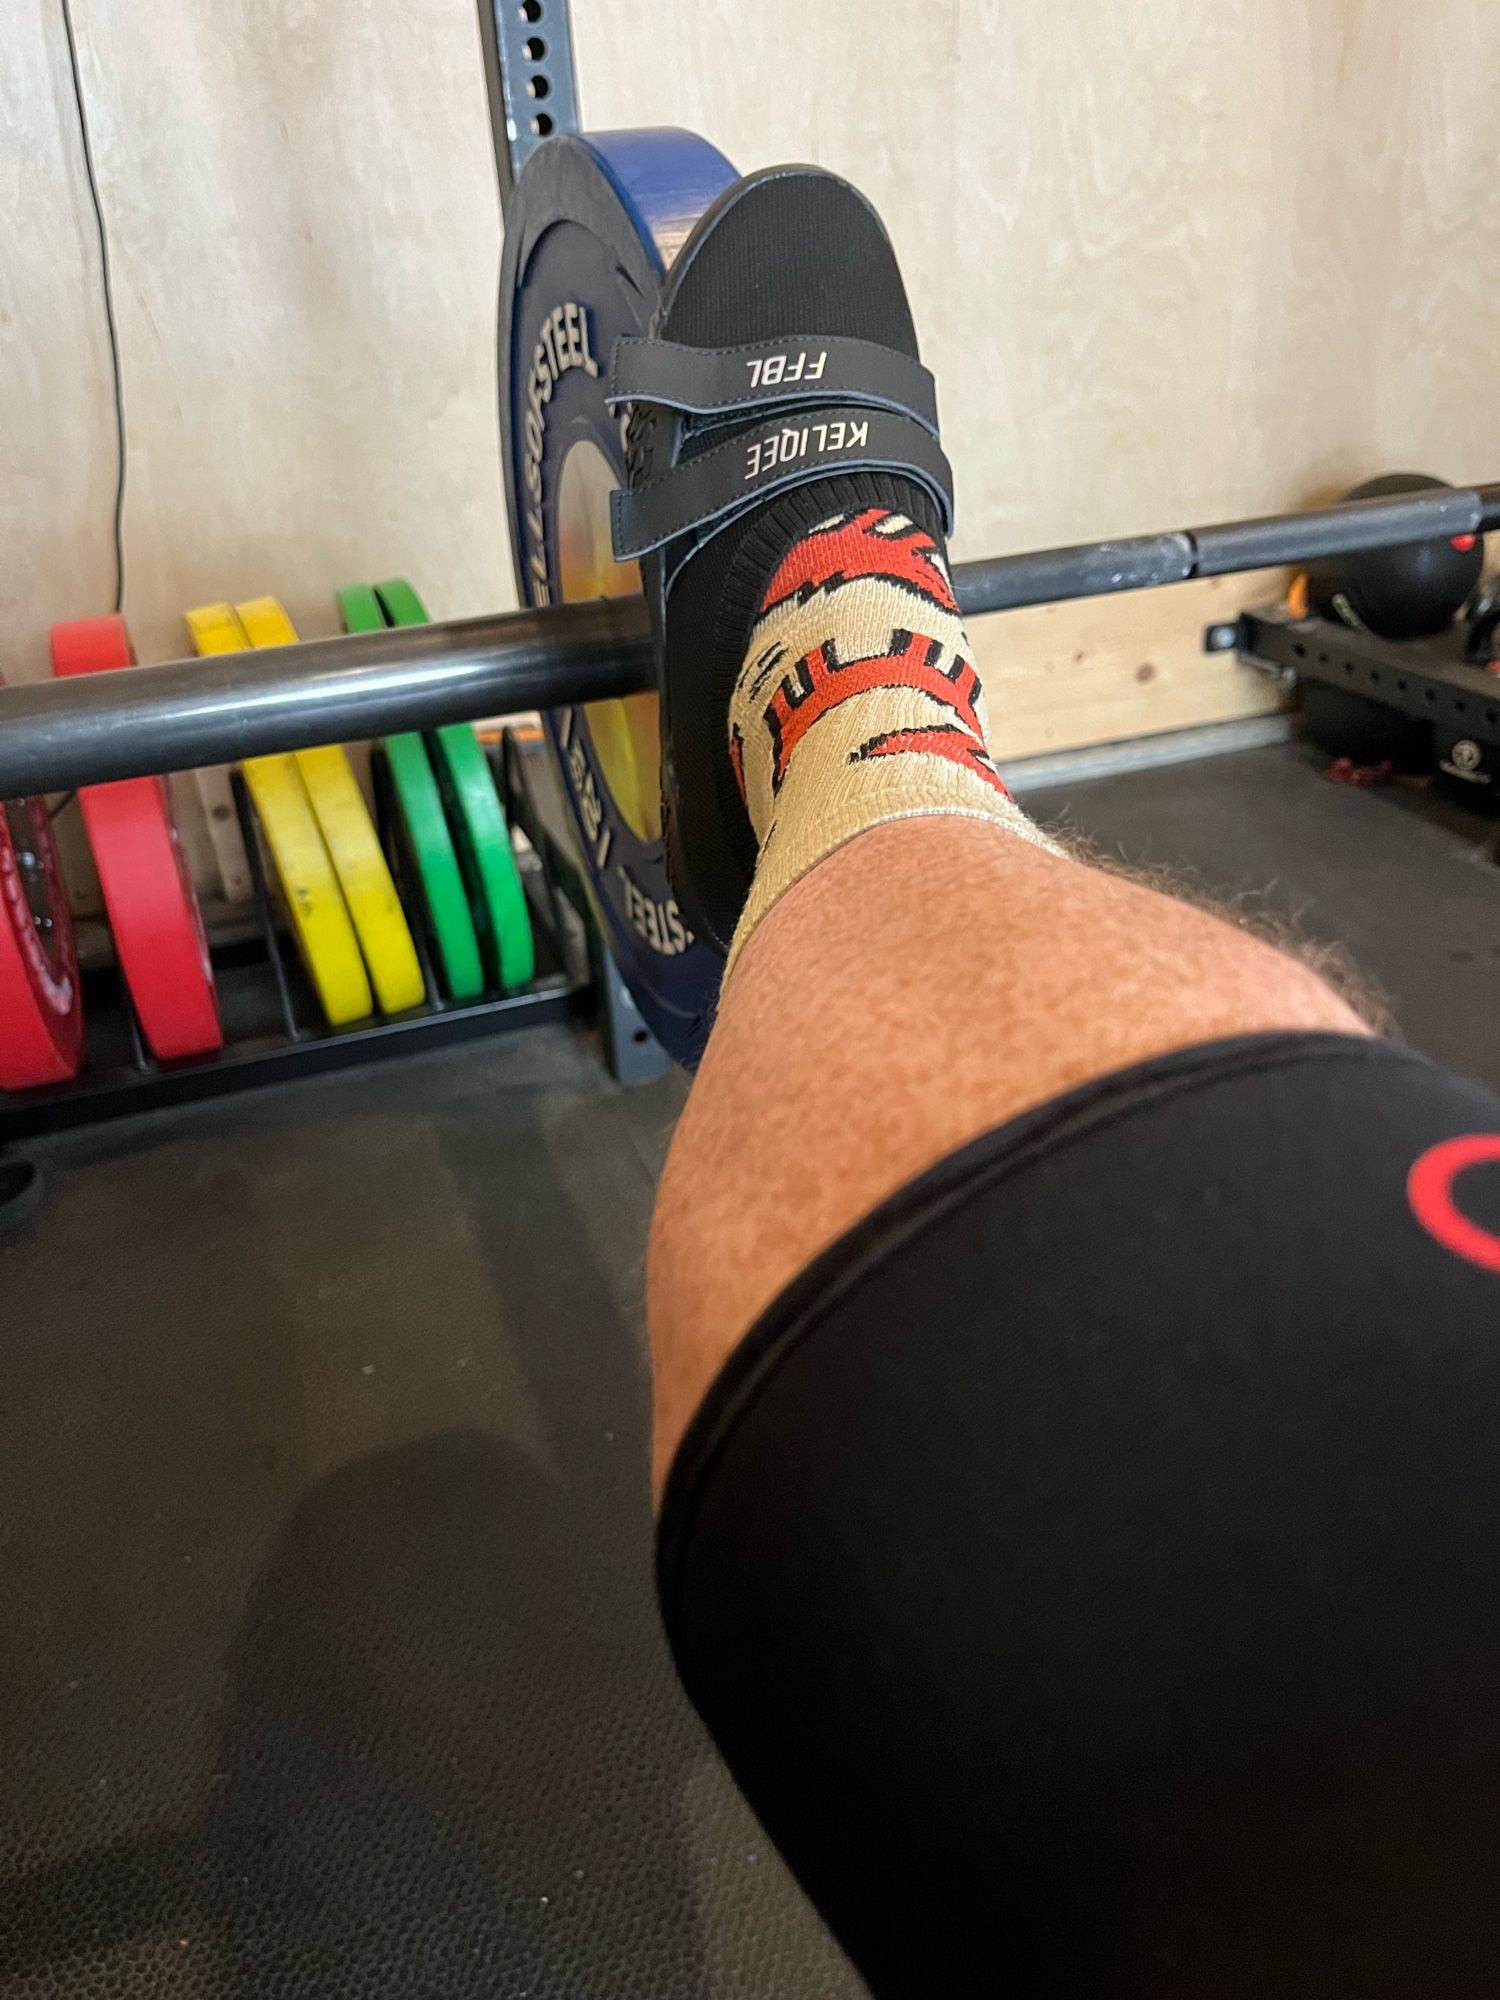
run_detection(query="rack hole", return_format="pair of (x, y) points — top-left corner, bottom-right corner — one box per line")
(520, 0), (542, 20)
(532, 110), (554, 134)
(528, 72), (551, 97)
(524, 35), (546, 58)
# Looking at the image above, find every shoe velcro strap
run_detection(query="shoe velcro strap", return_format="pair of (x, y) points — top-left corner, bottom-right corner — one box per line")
(610, 406), (954, 563)
(606, 335), (940, 435)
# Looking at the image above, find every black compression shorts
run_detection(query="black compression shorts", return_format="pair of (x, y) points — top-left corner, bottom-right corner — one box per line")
(659, 1032), (1500, 1998)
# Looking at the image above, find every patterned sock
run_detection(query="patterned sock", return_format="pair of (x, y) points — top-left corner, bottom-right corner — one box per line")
(724, 504), (1061, 974)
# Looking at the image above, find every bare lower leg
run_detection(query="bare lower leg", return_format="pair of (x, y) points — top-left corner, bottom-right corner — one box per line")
(648, 815), (1369, 1493)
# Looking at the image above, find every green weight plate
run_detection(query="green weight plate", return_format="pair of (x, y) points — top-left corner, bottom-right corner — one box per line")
(374, 579), (536, 992)
(372, 576), (428, 628)
(337, 582), (485, 1002)
(336, 583), (385, 636)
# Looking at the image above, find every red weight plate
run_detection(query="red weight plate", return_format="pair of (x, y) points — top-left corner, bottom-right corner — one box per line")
(0, 785), (83, 1090)
(50, 616), (223, 1061)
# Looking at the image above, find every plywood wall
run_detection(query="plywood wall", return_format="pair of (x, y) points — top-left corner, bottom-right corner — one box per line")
(4, 0), (1498, 892)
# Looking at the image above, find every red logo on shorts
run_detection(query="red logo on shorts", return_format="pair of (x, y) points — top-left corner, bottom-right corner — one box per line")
(1406, 1135), (1500, 1274)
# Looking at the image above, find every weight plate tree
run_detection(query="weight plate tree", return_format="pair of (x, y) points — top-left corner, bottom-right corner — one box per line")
(338, 584), (486, 1002)
(374, 579), (537, 992)
(49, 615), (223, 1061)
(186, 602), (374, 1026)
(0, 750), (83, 1091)
(236, 597), (426, 1016)
(498, 128), (737, 1065)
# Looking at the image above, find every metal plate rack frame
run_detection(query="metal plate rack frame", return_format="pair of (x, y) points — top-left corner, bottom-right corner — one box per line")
(0, 737), (623, 1171)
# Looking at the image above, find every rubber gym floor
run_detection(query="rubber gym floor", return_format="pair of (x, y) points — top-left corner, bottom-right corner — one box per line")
(1, 736), (1494, 1998)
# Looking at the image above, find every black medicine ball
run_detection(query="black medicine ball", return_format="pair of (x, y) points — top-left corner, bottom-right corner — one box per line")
(1306, 472), (1483, 640)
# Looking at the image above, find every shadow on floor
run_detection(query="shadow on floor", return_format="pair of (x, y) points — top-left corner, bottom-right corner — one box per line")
(0, 1041), (859, 1997)
(4, 1432), (715, 1996)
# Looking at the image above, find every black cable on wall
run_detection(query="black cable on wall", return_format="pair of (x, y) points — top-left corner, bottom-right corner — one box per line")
(58, 0), (127, 617)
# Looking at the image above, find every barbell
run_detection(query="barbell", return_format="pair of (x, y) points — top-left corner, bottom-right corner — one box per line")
(1, 479), (1495, 803)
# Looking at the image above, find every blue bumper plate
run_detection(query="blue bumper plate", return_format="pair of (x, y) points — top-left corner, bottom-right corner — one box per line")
(498, 128), (737, 1067)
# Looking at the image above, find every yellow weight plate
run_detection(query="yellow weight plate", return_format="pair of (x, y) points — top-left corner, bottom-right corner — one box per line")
(234, 599), (425, 1015)
(183, 602), (251, 660)
(185, 603), (372, 1026)
(557, 441), (662, 843)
